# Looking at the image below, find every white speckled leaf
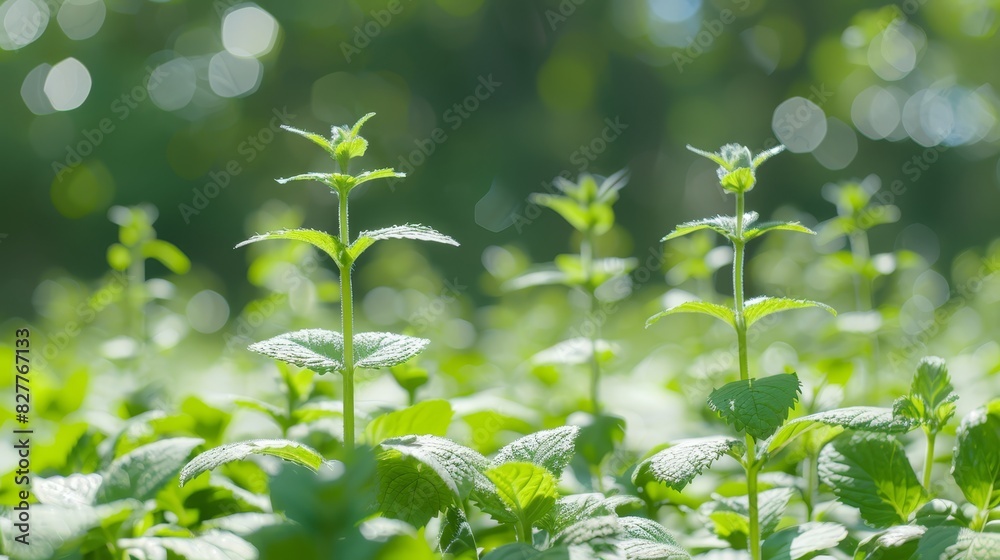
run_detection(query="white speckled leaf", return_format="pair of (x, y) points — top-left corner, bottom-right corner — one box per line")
(766, 406), (917, 457)
(761, 522), (847, 560)
(378, 435), (492, 501)
(351, 224), (459, 259)
(619, 539), (691, 560)
(119, 531), (257, 560)
(540, 493), (643, 534)
(180, 439), (324, 486)
(33, 474), (103, 508)
(248, 329), (429, 373)
(632, 436), (745, 491)
(493, 426), (580, 475)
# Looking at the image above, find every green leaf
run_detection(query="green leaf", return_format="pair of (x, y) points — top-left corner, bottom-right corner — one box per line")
(751, 145), (785, 167)
(485, 462), (559, 528)
(707, 373), (801, 441)
(743, 220), (815, 242)
(365, 399), (454, 444)
(552, 515), (619, 546)
(331, 112), (375, 162)
(33, 473), (103, 507)
(893, 356), (958, 433)
(618, 517), (689, 559)
(818, 433), (926, 528)
(483, 544), (572, 560)
(761, 522), (847, 560)
(236, 228), (346, 268)
(646, 300), (735, 329)
(687, 144), (736, 169)
(440, 506), (478, 556)
(349, 224), (459, 260)
(766, 406), (918, 458)
(539, 493), (642, 534)
(502, 267), (573, 291)
(106, 243), (130, 270)
(632, 436), (745, 491)
(530, 193), (590, 232)
(375, 454), (451, 527)
(701, 488), (795, 540)
(98, 437), (203, 502)
(378, 435), (491, 501)
(141, 239), (191, 274)
(855, 525), (925, 559)
(118, 531), (257, 560)
(353, 167), (405, 188)
(952, 400), (1000, 510)
(913, 526), (1000, 559)
(493, 426), (580, 476)
(275, 171), (335, 187)
(179, 439), (324, 486)
(662, 213), (753, 242)
(531, 337), (618, 366)
(280, 125), (335, 155)
(743, 297), (836, 329)
(248, 329), (430, 374)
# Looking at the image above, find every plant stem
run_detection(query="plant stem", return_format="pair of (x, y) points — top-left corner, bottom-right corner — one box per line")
(581, 229), (602, 415)
(733, 192), (761, 560)
(339, 188), (356, 449)
(515, 518), (533, 544)
(805, 451), (819, 522)
(849, 229), (880, 395)
(923, 429), (937, 490)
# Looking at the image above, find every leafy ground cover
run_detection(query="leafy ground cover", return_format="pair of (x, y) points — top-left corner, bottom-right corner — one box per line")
(2, 114), (999, 560)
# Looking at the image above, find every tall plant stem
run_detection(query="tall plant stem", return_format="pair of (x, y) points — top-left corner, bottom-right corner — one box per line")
(733, 192), (761, 560)
(849, 229), (880, 394)
(339, 188), (356, 449)
(581, 229), (602, 415)
(805, 451), (819, 521)
(923, 430), (937, 490)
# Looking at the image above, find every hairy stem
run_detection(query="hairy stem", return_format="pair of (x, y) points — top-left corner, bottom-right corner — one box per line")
(339, 188), (356, 449)
(733, 192), (761, 560)
(581, 230), (602, 415)
(923, 429), (937, 490)
(805, 451), (819, 521)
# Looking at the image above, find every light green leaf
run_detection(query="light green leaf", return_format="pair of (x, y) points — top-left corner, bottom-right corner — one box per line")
(855, 525), (925, 559)
(236, 228), (346, 268)
(141, 239), (191, 274)
(539, 493), (643, 534)
(743, 220), (815, 242)
(493, 426), (580, 476)
(440, 506), (477, 556)
(761, 522), (847, 560)
(707, 373), (801, 441)
(119, 531), (257, 560)
(687, 144), (735, 169)
(952, 400), (1000, 510)
(632, 436), (745, 491)
(766, 406), (918, 458)
(531, 337), (618, 366)
(98, 437), (203, 502)
(646, 300), (735, 329)
(818, 433), (926, 528)
(375, 454), (451, 527)
(530, 193), (590, 232)
(502, 267), (573, 291)
(33, 474), (103, 508)
(275, 171), (334, 187)
(350, 224), (459, 260)
(248, 329), (430, 374)
(662, 213), (754, 242)
(2, 502), (136, 560)
(378, 435), (491, 500)
(280, 125), (335, 155)
(701, 488), (795, 540)
(751, 144), (786, 167)
(552, 515), (619, 546)
(743, 297), (836, 329)
(486, 462), (559, 528)
(894, 356), (958, 433)
(914, 526), (1000, 559)
(365, 399), (454, 444)
(618, 516), (682, 547)
(353, 167), (405, 188)
(619, 539), (691, 559)
(483, 544), (572, 560)
(179, 439), (324, 486)
(200, 512), (284, 535)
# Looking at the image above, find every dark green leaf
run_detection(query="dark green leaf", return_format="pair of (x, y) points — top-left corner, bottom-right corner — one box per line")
(707, 373), (801, 441)
(952, 400), (1000, 510)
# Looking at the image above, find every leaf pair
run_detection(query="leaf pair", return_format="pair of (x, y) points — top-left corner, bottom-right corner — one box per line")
(646, 296), (835, 331)
(893, 356), (958, 434)
(531, 170), (629, 236)
(247, 329), (430, 375)
(687, 143), (784, 193)
(662, 212), (815, 244)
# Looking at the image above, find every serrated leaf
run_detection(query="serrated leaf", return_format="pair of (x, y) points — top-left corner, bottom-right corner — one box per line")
(662, 213), (754, 242)
(493, 426), (580, 476)
(540, 493), (642, 534)
(766, 406), (918, 458)
(855, 525), (925, 559)
(180, 439), (324, 486)
(743, 297), (835, 328)
(98, 437), (203, 502)
(952, 401), (1000, 510)
(914, 526), (1000, 559)
(365, 399), (453, 444)
(761, 522), (847, 560)
(440, 506), (477, 556)
(632, 436), (745, 491)
(743, 220), (815, 242)
(553, 515), (620, 547)
(353, 167), (405, 188)
(33, 473), (103, 508)
(894, 356), (957, 432)
(818, 433), (926, 528)
(702, 488), (795, 540)
(707, 374), (801, 441)
(280, 125), (335, 154)
(236, 228), (346, 268)
(486, 462), (559, 528)
(378, 435), (491, 501)
(376, 454), (451, 527)
(119, 531), (257, 560)
(350, 224), (459, 260)
(248, 329), (430, 374)
(646, 300), (735, 329)
(275, 171), (335, 187)
(618, 516), (682, 546)
(619, 539), (691, 559)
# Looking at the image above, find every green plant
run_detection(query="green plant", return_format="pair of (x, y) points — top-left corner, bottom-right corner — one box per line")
(638, 143), (836, 559)
(233, 113), (457, 449)
(506, 170), (633, 415)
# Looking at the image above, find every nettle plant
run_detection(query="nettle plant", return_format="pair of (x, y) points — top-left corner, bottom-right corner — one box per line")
(505, 171), (634, 415)
(636, 143), (841, 559)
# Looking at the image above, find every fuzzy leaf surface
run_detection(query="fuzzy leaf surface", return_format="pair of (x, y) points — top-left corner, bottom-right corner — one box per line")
(952, 400), (1000, 510)
(707, 373), (801, 441)
(350, 224), (458, 260)
(662, 213), (755, 242)
(632, 436), (745, 491)
(766, 406), (918, 457)
(760, 522), (847, 560)
(248, 329), (429, 373)
(179, 439), (323, 486)
(99, 437), (203, 502)
(236, 228), (345, 268)
(646, 301), (735, 329)
(493, 426), (580, 476)
(378, 435), (491, 501)
(486, 462), (559, 528)
(743, 297), (835, 328)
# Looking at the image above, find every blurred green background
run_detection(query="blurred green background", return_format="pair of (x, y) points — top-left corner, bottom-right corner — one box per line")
(2, 0), (999, 316)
